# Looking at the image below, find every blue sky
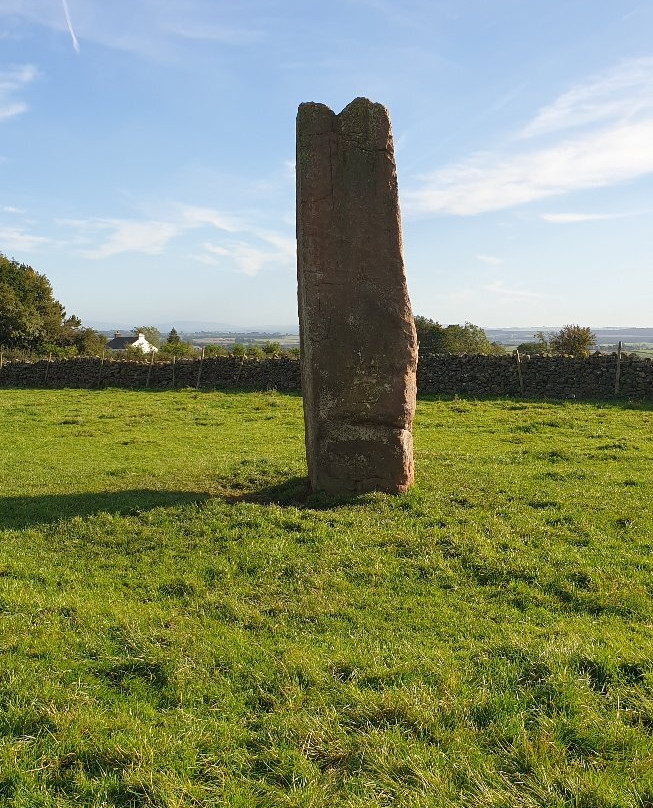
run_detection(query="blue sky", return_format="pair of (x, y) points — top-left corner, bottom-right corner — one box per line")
(1, 0), (652, 329)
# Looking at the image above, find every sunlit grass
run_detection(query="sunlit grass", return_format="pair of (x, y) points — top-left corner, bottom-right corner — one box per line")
(1, 389), (652, 806)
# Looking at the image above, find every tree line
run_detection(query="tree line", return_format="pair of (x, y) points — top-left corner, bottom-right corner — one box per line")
(1, 253), (596, 359)
(414, 317), (596, 358)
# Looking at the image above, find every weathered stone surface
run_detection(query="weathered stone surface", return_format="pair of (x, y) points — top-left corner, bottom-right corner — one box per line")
(296, 97), (418, 494)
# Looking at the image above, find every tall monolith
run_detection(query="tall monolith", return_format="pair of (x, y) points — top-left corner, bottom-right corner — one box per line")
(296, 97), (418, 494)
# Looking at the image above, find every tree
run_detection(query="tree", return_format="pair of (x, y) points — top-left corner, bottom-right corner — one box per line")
(72, 328), (107, 356)
(165, 328), (181, 345)
(414, 316), (505, 355)
(262, 340), (282, 357)
(132, 326), (161, 349)
(549, 325), (596, 358)
(414, 316), (446, 353)
(160, 327), (196, 357)
(0, 253), (106, 355)
(516, 333), (548, 355)
(203, 344), (227, 357)
(231, 343), (245, 357)
(245, 344), (265, 358)
(0, 253), (74, 351)
(516, 341), (546, 355)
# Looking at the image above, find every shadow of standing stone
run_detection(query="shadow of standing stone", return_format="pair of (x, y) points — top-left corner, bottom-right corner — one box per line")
(296, 98), (417, 494)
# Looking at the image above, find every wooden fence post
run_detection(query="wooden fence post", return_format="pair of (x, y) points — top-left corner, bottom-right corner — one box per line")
(196, 347), (205, 390)
(97, 351), (105, 388)
(44, 352), (52, 384)
(614, 340), (622, 396)
(515, 350), (524, 396)
(146, 350), (155, 389)
(172, 354), (176, 389)
(234, 354), (245, 386)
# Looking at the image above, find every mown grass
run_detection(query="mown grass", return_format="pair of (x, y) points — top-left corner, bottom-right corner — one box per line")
(1, 388), (652, 807)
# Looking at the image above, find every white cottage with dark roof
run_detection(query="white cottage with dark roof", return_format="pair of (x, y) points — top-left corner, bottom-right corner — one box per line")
(105, 332), (158, 354)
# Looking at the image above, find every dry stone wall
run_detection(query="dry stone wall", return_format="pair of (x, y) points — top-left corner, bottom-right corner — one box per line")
(416, 353), (653, 400)
(0, 353), (652, 401)
(0, 356), (301, 392)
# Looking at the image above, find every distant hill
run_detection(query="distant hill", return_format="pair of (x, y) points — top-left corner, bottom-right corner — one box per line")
(87, 321), (300, 336)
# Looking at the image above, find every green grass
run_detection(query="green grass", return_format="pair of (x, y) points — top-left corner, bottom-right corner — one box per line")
(1, 388), (652, 807)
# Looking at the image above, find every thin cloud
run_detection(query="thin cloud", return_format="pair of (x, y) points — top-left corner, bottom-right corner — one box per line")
(521, 57), (653, 139)
(405, 58), (653, 216)
(0, 226), (51, 252)
(195, 231), (294, 276)
(163, 22), (263, 46)
(198, 242), (276, 277)
(61, 203), (241, 258)
(476, 254), (503, 266)
(2, 205), (25, 213)
(406, 119), (653, 216)
(0, 2), (263, 60)
(179, 205), (241, 233)
(60, 205), (294, 274)
(70, 218), (181, 259)
(0, 64), (37, 122)
(253, 229), (296, 258)
(484, 281), (547, 299)
(540, 212), (626, 223)
(61, 0), (80, 53)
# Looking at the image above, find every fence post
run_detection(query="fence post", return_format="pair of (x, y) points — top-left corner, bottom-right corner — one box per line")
(97, 351), (105, 388)
(614, 340), (622, 396)
(0, 346), (3, 371)
(44, 352), (52, 384)
(196, 347), (205, 390)
(146, 350), (155, 389)
(515, 350), (524, 396)
(172, 354), (176, 389)
(234, 354), (245, 387)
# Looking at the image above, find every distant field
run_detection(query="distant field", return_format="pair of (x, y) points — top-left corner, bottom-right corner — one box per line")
(1, 389), (652, 807)
(497, 342), (653, 357)
(192, 333), (301, 351)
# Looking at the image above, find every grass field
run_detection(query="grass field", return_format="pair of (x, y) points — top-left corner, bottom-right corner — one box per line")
(1, 389), (652, 808)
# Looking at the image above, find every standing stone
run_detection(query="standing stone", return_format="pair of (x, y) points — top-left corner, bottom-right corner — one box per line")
(296, 97), (417, 494)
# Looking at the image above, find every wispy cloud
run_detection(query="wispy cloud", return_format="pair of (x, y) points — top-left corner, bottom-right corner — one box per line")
(253, 229), (296, 258)
(179, 205), (241, 232)
(0, 64), (37, 122)
(484, 280), (548, 299)
(197, 239), (292, 277)
(162, 22), (263, 46)
(73, 218), (180, 259)
(2, 205), (25, 214)
(541, 212), (623, 223)
(60, 0), (80, 53)
(0, 1), (264, 60)
(520, 57), (653, 139)
(405, 57), (653, 216)
(191, 227), (295, 276)
(476, 254), (503, 266)
(60, 203), (295, 276)
(0, 225), (51, 252)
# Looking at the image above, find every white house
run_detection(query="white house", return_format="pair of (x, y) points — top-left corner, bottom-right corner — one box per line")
(105, 332), (159, 353)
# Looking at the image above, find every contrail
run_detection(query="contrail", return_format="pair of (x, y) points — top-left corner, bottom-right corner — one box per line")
(61, 0), (80, 53)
